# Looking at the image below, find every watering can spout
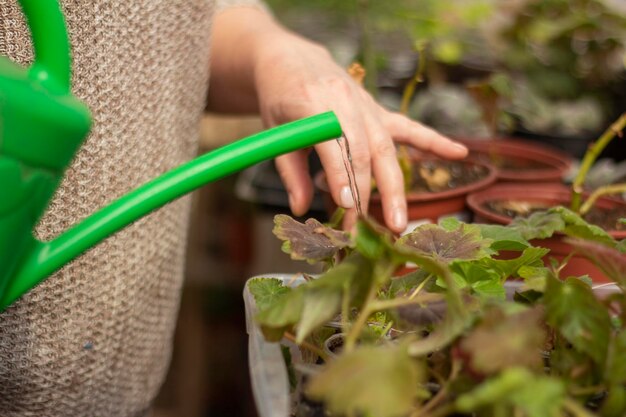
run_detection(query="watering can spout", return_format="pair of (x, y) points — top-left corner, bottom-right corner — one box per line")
(0, 111), (342, 310)
(0, 0), (342, 309)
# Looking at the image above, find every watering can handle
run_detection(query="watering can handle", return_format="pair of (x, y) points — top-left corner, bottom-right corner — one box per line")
(19, 0), (71, 94)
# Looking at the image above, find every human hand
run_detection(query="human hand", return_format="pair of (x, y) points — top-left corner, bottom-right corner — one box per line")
(209, 8), (468, 233)
(253, 33), (467, 233)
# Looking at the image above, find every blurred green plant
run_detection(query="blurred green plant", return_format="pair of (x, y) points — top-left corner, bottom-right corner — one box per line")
(266, 0), (626, 138)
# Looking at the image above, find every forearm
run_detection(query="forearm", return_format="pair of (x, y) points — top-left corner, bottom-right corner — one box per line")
(207, 7), (281, 113)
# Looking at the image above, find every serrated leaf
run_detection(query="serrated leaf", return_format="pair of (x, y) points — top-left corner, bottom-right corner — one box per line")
(518, 265), (550, 292)
(256, 289), (304, 342)
(477, 223), (531, 251)
(565, 238), (626, 288)
(544, 276), (611, 365)
(273, 214), (352, 263)
(478, 247), (550, 280)
(397, 223), (493, 263)
(460, 306), (546, 374)
(509, 210), (565, 240)
(552, 206), (616, 247)
(306, 344), (423, 417)
(449, 262), (504, 299)
(248, 278), (291, 312)
(439, 216), (461, 231)
(255, 253), (375, 343)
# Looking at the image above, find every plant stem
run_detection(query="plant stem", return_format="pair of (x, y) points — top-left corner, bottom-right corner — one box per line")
(413, 359), (461, 417)
(344, 262), (396, 352)
(356, 0), (377, 97)
(410, 274), (433, 300)
(562, 397), (597, 417)
(398, 43), (427, 190)
(579, 183), (626, 216)
(571, 112), (626, 212)
(369, 292), (443, 312)
(400, 43), (427, 115)
(284, 332), (328, 362)
(344, 283), (378, 353)
(341, 281), (351, 337)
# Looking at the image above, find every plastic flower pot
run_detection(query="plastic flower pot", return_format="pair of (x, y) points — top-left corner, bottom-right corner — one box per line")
(466, 183), (626, 283)
(316, 158), (497, 233)
(457, 137), (573, 183)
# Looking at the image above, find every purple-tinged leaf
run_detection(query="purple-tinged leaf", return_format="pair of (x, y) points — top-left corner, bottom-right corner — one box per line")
(460, 306), (546, 374)
(397, 223), (493, 263)
(307, 344), (423, 417)
(565, 238), (626, 288)
(273, 214), (352, 263)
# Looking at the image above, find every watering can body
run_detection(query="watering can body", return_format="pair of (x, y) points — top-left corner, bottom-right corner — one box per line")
(0, 0), (341, 309)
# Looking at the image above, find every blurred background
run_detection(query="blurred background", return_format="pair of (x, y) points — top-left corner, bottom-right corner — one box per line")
(154, 1), (626, 416)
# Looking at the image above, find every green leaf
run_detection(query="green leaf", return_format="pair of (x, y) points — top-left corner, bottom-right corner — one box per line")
(477, 223), (531, 251)
(478, 247), (550, 280)
(605, 331), (626, 387)
(256, 289), (304, 342)
(518, 265), (550, 292)
(439, 216), (461, 231)
(296, 287), (341, 343)
(565, 238), (626, 288)
(456, 368), (566, 416)
(460, 306), (546, 374)
(256, 253), (375, 342)
(618, 239), (626, 253)
(397, 223), (493, 263)
(306, 344), (423, 417)
(509, 210), (565, 240)
(248, 278), (291, 312)
(552, 206), (616, 247)
(273, 214), (352, 263)
(297, 253), (375, 342)
(544, 276), (611, 365)
(355, 217), (394, 260)
(449, 262), (504, 299)
(388, 269), (433, 298)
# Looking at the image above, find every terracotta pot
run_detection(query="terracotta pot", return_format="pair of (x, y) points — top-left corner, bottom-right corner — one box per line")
(316, 158), (497, 232)
(466, 183), (626, 283)
(456, 137), (573, 183)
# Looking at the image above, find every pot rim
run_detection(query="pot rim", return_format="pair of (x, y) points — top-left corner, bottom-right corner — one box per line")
(466, 182), (626, 237)
(455, 137), (573, 182)
(316, 158), (498, 204)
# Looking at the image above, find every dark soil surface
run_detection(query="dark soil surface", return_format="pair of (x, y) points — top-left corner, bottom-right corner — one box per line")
(469, 150), (554, 171)
(485, 200), (626, 231)
(410, 159), (490, 193)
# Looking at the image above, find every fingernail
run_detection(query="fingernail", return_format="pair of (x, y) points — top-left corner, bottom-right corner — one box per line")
(339, 186), (355, 208)
(393, 207), (407, 231)
(452, 142), (468, 152)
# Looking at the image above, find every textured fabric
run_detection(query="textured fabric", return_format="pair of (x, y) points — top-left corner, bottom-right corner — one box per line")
(0, 0), (265, 416)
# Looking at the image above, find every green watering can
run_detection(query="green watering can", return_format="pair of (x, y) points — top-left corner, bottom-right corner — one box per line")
(0, 0), (341, 310)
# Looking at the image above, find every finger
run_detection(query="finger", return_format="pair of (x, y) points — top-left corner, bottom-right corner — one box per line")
(385, 112), (468, 159)
(367, 115), (408, 233)
(275, 150), (313, 216)
(315, 106), (371, 229)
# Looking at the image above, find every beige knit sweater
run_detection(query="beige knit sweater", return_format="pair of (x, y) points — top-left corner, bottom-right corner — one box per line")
(0, 1), (264, 415)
